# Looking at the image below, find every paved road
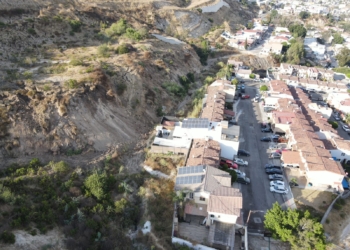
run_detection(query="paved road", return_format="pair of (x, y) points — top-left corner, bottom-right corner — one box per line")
(329, 117), (350, 140)
(234, 81), (285, 233)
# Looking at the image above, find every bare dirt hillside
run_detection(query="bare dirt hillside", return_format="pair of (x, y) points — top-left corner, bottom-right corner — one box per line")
(0, 0), (255, 167)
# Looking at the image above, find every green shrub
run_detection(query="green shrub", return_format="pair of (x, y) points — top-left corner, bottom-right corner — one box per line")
(22, 71), (33, 79)
(0, 231), (15, 244)
(156, 106), (164, 117)
(125, 28), (142, 41)
(249, 73), (255, 79)
(186, 72), (195, 83)
(84, 171), (109, 200)
(260, 85), (268, 91)
(208, 18), (213, 23)
(52, 161), (70, 173)
(231, 78), (238, 85)
(162, 82), (186, 97)
(70, 57), (84, 66)
(116, 82), (127, 95)
(68, 20), (82, 32)
(105, 19), (127, 37)
(27, 28), (36, 35)
(116, 44), (129, 54)
(64, 79), (79, 89)
(328, 121), (338, 129)
(115, 198), (128, 214)
(97, 44), (110, 58)
(43, 84), (51, 91)
(197, 8), (202, 13)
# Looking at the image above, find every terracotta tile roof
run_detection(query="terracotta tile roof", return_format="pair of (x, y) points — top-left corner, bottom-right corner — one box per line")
(204, 166), (232, 192)
(310, 138), (327, 149)
(186, 139), (220, 166)
(299, 78), (308, 84)
(208, 187), (242, 216)
(201, 87), (225, 122)
(333, 138), (350, 151)
(321, 157), (345, 175)
(282, 151), (303, 164)
(185, 203), (208, 217)
(340, 99), (350, 106)
(315, 147), (331, 157)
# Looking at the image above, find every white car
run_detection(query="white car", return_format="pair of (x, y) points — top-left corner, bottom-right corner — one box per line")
(270, 186), (288, 194)
(342, 125), (350, 132)
(234, 158), (248, 166)
(270, 180), (285, 187)
(234, 169), (246, 177)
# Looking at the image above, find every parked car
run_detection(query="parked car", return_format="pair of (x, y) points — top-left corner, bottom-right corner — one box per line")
(234, 169), (246, 177)
(237, 149), (250, 157)
(261, 127), (272, 133)
(236, 176), (250, 184)
(234, 158), (248, 166)
(265, 164), (281, 169)
(342, 124), (350, 132)
(268, 174), (284, 181)
(333, 114), (341, 121)
(270, 186), (288, 194)
(270, 180), (285, 187)
(266, 168), (283, 174)
(275, 149), (290, 154)
(261, 136), (272, 142)
(241, 84), (245, 89)
(269, 153), (281, 159)
(269, 143), (287, 150)
(241, 94), (250, 99)
(220, 159), (238, 169)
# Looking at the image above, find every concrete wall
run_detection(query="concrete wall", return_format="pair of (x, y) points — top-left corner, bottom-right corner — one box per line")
(194, 192), (210, 205)
(150, 145), (189, 155)
(307, 171), (344, 187)
(172, 237), (216, 250)
(330, 149), (350, 162)
(219, 140), (239, 160)
(208, 212), (238, 224)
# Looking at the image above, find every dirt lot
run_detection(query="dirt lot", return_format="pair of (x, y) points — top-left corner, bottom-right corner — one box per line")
(292, 189), (335, 214)
(323, 197), (350, 246)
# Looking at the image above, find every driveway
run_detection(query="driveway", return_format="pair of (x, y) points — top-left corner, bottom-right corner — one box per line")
(234, 81), (291, 233)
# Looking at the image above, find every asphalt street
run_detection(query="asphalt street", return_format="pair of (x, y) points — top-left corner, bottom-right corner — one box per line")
(234, 81), (285, 233)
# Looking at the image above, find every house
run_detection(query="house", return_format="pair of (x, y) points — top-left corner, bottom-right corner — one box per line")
(235, 69), (252, 79)
(260, 42), (283, 55)
(330, 138), (350, 163)
(271, 111), (296, 133)
(174, 165), (243, 248)
(186, 139), (220, 167)
(307, 103), (332, 119)
(227, 60), (243, 70)
(280, 63), (294, 75)
(175, 165), (242, 225)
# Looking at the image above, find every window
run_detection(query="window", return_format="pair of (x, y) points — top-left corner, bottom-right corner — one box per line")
(200, 197), (206, 201)
(189, 193), (194, 199)
(341, 153), (345, 156)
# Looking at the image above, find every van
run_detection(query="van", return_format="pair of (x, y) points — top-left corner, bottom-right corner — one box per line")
(281, 163), (299, 168)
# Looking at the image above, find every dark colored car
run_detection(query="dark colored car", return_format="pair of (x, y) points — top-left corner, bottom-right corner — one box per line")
(269, 174), (284, 181)
(236, 176), (250, 184)
(261, 137), (271, 142)
(237, 149), (250, 157)
(266, 168), (283, 175)
(265, 164), (281, 169)
(261, 127), (272, 133)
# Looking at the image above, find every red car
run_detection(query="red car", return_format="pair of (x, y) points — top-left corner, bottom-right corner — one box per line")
(275, 149), (290, 154)
(241, 94), (250, 99)
(220, 159), (238, 169)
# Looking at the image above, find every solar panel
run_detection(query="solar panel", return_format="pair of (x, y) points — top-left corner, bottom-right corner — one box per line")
(175, 175), (203, 185)
(182, 118), (209, 129)
(178, 166), (204, 175)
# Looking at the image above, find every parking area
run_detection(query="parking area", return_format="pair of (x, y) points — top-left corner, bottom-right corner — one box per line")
(234, 81), (294, 233)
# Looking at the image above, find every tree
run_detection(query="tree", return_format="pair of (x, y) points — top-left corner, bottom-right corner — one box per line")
(299, 11), (310, 19)
(231, 78), (238, 85)
(288, 24), (307, 38)
(105, 18), (127, 37)
(247, 22), (254, 29)
(249, 73), (255, 79)
(216, 62), (232, 80)
(244, 38), (248, 50)
(333, 33), (344, 44)
(260, 85), (268, 91)
(265, 202), (326, 250)
(285, 39), (304, 64)
(336, 47), (350, 67)
(84, 170), (109, 200)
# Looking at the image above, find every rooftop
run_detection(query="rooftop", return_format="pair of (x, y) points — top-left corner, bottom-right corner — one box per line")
(208, 186), (242, 216)
(186, 139), (220, 166)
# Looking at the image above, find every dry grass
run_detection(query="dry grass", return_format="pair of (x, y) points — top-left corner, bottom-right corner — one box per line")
(324, 197), (350, 245)
(292, 189), (335, 213)
(144, 153), (185, 175)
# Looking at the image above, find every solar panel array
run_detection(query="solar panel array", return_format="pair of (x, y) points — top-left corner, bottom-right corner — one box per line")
(176, 175), (203, 185)
(182, 118), (209, 129)
(178, 166), (204, 175)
